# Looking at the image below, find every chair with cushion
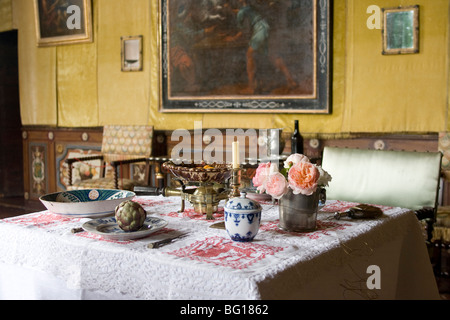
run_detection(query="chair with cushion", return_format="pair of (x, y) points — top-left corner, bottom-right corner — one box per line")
(321, 147), (442, 219)
(66, 125), (156, 191)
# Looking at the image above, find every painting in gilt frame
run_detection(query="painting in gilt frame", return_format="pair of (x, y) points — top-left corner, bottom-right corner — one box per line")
(34, 0), (93, 47)
(159, 0), (331, 113)
(382, 5), (419, 55)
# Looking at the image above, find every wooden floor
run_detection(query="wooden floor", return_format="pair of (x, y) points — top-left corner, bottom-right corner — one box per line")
(0, 195), (449, 300)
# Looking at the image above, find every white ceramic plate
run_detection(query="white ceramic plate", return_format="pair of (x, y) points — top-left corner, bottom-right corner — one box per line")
(82, 216), (168, 241)
(39, 189), (135, 218)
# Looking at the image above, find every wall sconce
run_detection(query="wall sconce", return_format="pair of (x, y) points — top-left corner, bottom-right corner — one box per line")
(121, 35), (143, 72)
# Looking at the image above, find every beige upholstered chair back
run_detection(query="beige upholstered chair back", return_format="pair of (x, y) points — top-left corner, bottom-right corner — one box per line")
(101, 125), (153, 162)
(322, 147), (442, 211)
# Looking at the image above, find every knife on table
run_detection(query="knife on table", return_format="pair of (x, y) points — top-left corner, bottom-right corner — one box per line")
(147, 234), (187, 249)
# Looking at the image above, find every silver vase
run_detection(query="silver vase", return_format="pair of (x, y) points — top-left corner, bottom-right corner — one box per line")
(279, 188), (325, 232)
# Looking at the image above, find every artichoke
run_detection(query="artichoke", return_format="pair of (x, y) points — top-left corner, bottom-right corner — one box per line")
(115, 200), (146, 232)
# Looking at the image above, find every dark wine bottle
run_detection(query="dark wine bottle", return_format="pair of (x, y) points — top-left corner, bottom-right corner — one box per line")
(291, 120), (304, 154)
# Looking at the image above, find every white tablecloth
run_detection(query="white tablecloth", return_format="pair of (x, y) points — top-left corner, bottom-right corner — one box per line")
(0, 196), (440, 300)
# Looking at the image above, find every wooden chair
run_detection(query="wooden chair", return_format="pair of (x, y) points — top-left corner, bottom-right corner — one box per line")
(322, 147), (442, 221)
(65, 125), (155, 191)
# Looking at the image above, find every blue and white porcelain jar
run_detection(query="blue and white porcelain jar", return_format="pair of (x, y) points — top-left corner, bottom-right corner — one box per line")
(224, 192), (262, 242)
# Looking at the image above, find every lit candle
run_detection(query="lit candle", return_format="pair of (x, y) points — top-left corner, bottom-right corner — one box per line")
(232, 141), (240, 169)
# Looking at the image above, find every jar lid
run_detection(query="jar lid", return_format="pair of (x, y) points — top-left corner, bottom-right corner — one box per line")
(225, 192), (262, 213)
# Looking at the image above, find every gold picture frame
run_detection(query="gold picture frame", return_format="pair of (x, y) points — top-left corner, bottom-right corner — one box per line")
(382, 5), (419, 55)
(34, 0), (93, 47)
(159, 0), (331, 113)
(121, 35), (143, 72)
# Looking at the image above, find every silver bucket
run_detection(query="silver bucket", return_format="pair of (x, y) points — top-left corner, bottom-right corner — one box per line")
(279, 188), (325, 232)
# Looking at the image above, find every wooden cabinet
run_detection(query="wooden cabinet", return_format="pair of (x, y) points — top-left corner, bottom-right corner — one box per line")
(21, 127), (103, 199)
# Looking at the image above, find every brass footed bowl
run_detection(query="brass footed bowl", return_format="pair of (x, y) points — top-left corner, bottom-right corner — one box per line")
(162, 161), (232, 184)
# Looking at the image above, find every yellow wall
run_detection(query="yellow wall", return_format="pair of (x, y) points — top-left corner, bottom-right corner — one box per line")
(8, 0), (450, 135)
(343, 0), (448, 133)
(0, 0), (13, 32)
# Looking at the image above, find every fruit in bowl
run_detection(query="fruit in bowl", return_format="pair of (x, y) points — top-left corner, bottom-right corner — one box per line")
(115, 200), (146, 232)
(162, 161), (232, 183)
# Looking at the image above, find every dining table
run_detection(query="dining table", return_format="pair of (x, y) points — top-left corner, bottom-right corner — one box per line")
(0, 195), (440, 301)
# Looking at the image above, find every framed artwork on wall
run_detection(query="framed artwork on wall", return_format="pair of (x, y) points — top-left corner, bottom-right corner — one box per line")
(159, 0), (331, 113)
(34, 0), (93, 47)
(382, 5), (419, 55)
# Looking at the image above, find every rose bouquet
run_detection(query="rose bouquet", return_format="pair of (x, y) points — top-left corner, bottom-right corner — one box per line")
(252, 153), (332, 200)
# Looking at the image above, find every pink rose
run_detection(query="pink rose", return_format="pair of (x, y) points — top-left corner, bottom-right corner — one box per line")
(252, 162), (271, 192)
(288, 161), (320, 195)
(265, 172), (289, 199)
(284, 153), (310, 168)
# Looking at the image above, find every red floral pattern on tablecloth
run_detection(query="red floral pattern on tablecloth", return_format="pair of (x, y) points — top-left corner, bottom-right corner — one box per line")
(321, 201), (393, 213)
(166, 236), (285, 269)
(133, 198), (168, 208)
(1, 212), (82, 229)
(321, 201), (359, 213)
(161, 208), (224, 223)
(260, 219), (352, 240)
